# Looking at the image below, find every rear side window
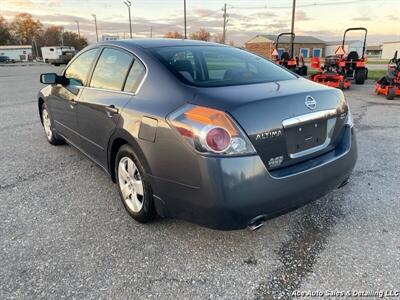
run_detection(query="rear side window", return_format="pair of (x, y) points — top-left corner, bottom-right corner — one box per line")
(123, 59), (146, 93)
(152, 46), (296, 87)
(90, 48), (133, 91)
(64, 48), (98, 86)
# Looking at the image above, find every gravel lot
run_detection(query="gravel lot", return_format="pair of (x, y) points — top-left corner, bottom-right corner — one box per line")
(1, 65), (399, 299)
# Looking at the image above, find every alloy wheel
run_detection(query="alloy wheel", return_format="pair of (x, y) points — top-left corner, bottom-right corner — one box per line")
(118, 157), (144, 212)
(42, 108), (53, 140)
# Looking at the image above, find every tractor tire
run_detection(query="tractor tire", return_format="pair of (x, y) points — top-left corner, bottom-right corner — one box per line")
(355, 68), (366, 84)
(386, 88), (395, 100)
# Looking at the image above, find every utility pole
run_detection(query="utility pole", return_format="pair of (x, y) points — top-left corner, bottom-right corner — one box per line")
(290, 0), (296, 57)
(33, 38), (39, 59)
(222, 3), (228, 44)
(61, 27), (64, 47)
(184, 0), (187, 39)
(92, 14), (99, 42)
(123, 0), (133, 38)
(75, 20), (80, 38)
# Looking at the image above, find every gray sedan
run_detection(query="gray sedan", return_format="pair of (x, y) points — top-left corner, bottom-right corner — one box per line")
(38, 39), (357, 230)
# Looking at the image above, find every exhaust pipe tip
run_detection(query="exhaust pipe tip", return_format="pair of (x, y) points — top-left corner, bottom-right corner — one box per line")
(248, 215), (267, 231)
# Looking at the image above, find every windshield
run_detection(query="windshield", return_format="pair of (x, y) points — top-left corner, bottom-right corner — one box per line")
(151, 45), (296, 87)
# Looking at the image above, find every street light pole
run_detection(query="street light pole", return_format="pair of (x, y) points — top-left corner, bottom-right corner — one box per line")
(75, 20), (80, 38)
(92, 14), (99, 42)
(123, 0), (133, 38)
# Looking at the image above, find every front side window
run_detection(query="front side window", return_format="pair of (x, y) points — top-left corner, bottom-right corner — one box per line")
(64, 48), (98, 86)
(124, 59), (146, 93)
(152, 46), (296, 87)
(90, 48), (133, 91)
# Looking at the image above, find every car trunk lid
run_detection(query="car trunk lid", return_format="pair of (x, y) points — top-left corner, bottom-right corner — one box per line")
(191, 78), (349, 170)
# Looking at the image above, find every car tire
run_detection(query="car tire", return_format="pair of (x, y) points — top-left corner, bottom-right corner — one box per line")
(355, 68), (366, 84)
(41, 103), (64, 145)
(115, 145), (155, 223)
(386, 88), (395, 100)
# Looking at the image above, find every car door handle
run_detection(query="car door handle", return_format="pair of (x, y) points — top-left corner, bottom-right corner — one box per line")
(105, 105), (119, 117)
(69, 99), (77, 109)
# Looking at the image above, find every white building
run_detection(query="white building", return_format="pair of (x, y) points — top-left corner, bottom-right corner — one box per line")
(381, 41), (400, 59)
(102, 35), (120, 41)
(325, 40), (364, 57)
(0, 45), (33, 61)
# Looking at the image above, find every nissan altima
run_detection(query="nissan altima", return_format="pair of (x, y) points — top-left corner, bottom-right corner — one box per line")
(38, 39), (357, 230)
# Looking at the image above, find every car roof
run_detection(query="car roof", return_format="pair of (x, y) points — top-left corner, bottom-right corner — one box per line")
(97, 38), (226, 49)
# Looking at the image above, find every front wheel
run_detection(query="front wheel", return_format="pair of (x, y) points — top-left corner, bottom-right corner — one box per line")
(41, 103), (64, 145)
(116, 145), (155, 223)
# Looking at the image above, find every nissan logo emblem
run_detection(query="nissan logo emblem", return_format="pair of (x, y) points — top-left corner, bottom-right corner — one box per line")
(305, 95), (317, 110)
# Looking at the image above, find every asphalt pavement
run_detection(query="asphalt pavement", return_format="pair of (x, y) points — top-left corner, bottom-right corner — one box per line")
(0, 65), (399, 299)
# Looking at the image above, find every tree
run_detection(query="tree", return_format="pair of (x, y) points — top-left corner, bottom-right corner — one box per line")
(189, 28), (210, 41)
(164, 31), (183, 39)
(10, 13), (43, 44)
(40, 25), (63, 46)
(0, 15), (13, 45)
(62, 31), (88, 51)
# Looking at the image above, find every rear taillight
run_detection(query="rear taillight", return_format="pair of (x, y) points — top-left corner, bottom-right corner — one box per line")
(168, 104), (255, 156)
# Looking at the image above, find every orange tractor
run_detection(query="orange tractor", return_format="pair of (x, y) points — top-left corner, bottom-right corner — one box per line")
(309, 27), (368, 89)
(375, 51), (400, 100)
(272, 32), (308, 76)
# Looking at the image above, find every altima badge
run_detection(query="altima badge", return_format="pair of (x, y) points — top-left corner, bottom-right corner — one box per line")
(256, 129), (282, 141)
(305, 95), (317, 110)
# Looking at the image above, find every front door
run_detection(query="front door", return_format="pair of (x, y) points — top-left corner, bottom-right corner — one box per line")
(49, 48), (99, 144)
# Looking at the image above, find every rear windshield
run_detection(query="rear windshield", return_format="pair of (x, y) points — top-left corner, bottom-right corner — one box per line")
(151, 45), (296, 87)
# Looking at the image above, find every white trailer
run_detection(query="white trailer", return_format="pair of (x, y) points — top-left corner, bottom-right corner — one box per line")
(41, 46), (76, 65)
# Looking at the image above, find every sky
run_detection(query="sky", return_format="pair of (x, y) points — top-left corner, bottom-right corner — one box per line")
(1, 0), (399, 46)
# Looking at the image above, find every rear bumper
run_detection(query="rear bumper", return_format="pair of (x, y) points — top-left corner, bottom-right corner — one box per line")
(153, 126), (357, 230)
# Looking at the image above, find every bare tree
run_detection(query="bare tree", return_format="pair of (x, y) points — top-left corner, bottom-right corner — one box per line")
(164, 31), (183, 39)
(189, 28), (210, 41)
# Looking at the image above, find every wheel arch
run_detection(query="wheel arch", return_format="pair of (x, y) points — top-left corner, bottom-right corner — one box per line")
(107, 128), (152, 183)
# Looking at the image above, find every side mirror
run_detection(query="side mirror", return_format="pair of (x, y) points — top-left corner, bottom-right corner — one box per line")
(40, 73), (64, 85)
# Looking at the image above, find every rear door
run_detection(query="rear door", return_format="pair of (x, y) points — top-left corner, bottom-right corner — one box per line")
(76, 47), (146, 167)
(49, 48), (99, 144)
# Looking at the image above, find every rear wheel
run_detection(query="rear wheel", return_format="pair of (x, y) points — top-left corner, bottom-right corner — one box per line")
(41, 103), (64, 145)
(116, 145), (155, 223)
(386, 88), (395, 100)
(355, 68), (366, 84)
